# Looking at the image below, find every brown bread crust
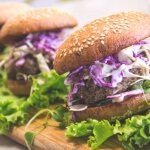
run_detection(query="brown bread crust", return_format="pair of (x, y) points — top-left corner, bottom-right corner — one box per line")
(0, 8), (77, 44)
(74, 94), (150, 121)
(54, 12), (150, 74)
(0, 2), (31, 26)
(7, 80), (31, 96)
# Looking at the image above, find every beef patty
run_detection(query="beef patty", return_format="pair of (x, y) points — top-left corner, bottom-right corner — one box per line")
(7, 54), (40, 81)
(73, 68), (142, 105)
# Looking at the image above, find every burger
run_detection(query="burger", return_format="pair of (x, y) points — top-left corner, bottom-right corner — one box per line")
(0, 2), (31, 52)
(0, 8), (77, 96)
(54, 12), (150, 122)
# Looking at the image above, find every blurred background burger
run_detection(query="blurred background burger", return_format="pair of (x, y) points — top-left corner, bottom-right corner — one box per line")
(0, 2), (31, 53)
(0, 7), (77, 96)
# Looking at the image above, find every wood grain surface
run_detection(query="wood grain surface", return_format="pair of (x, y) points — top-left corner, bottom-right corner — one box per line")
(7, 118), (124, 150)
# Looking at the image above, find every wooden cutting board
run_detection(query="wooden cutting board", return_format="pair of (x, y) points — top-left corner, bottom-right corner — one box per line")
(7, 118), (124, 150)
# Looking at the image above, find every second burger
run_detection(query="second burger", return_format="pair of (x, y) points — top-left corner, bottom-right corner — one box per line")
(0, 8), (77, 96)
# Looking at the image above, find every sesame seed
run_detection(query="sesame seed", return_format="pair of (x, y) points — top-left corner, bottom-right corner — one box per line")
(69, 51), (72, 54)
(73, 48), (76, 51)
(93, 27), (97, 30)
(84, 45), (89, 48)
(112, 29), (117, 33)
(91, 41), (94, 45)
(87, 41), (91, 45)
(124, 26), (129, 30)
(80, 46), (84, 49)
(76, 43), (80, 46)
(78, 48), (82, 52)
(83, 39), (86, 43)
(88, 37), (92, 41)
(104, 30), (109, 34)
(110, 26), (115, 29)
(101, 40), (105, 45)
(95, 37), (99, 40)
(100, 36), (105, 40)
(75, 51), (81, 56)
(100, 33), (105, 37)
(117, 30), (122, 33)
(91, 35), (95, 39)
(103, 27), (109, 31)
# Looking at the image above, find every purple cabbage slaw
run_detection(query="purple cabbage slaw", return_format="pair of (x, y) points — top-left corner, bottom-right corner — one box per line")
(65, 41), (149, 105)
(15, 30), (65, 66)
(107, 89), (144, 103)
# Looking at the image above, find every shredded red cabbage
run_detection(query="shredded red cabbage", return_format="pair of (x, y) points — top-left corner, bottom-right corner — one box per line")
(107, 89), (144, 102)
(15, 30), (64, 61)
(66, 41), (148, 104)
(65, 55), (123, 89)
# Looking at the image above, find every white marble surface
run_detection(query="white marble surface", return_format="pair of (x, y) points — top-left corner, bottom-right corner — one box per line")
(0, 0), (150, 149)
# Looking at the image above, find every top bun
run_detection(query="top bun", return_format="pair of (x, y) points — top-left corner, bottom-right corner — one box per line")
(0, 8), (78, 44)
(0, 2), (31, 26)
(54, 12), (150, 74)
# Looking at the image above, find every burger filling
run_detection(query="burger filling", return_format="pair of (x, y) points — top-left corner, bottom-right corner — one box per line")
(65, 41), (150, 110)
(3, 30), (65, 82)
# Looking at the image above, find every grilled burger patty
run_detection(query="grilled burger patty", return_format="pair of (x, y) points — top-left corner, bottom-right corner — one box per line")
(73, 68), (142, 105)
(7, 54), (40, 81)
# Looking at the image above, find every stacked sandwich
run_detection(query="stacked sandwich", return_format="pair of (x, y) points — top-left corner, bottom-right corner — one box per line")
(53, 12), (150, 149)
(54, 12), (150, 121)
(0, 7), (77, 96)
(0, 2), (77, 145)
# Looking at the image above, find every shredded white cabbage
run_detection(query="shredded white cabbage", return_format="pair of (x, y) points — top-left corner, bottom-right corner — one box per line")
(107, 89), (144, 103)
(69, 104), (88, 111)
(108, 43), (150, 83)
(35, 53), (50, 72)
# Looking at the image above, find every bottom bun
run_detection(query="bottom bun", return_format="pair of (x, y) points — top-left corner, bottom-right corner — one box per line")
(73, 94), (150, 122)
(7, 79), (32, 96)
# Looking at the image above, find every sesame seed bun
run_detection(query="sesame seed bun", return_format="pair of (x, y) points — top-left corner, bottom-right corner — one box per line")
(74, 93), (150, 122)
(54, 12), (150, 74)
(0, 2), (31, 26)
(0, 8), (77, 45)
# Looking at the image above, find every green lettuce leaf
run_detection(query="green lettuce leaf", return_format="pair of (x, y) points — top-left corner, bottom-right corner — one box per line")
(115, 113), (150, 150)
(66, 119), (98, 137)
(52, 105), (72, 128)
(142, 80), (150, 93)
(24, 131), (36, 150)
(0, 114), (9, 134)
(0, 71), (28, 133)
(66, 112), (150, 150)
(88, 120), (114, 150)
(28, 70), (69, 109)
(66, 119), (114, 149)
(0, 98), (28, 134)
(0, 70), (68, 134)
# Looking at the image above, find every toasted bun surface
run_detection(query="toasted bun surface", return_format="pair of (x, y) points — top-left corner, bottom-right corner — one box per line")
(0, 2), (31, 26)
(7, 80), (31, 96)
(0, 8), (77, 44)
(54, 12), (150, 74)
(74, 94), (150, 121)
